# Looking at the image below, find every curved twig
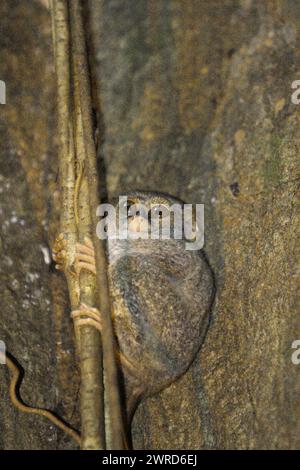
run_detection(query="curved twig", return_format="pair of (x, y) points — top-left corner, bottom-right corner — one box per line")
(5, 354), (81, 446)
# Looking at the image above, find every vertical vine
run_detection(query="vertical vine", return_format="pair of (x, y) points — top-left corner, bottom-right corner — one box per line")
(50, 0), (123, 449)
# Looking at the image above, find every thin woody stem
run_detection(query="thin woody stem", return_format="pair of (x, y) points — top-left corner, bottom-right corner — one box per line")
(70, 3), (106, 449)
(50, 0), (105, 450)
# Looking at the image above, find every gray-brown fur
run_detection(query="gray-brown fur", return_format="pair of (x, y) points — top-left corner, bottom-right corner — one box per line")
(106, 191), (214, 418)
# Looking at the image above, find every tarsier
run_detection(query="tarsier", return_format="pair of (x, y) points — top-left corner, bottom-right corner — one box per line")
(54, 190), (215, 424)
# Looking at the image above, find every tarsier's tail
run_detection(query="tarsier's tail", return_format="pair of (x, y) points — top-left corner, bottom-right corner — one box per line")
(5, 353), (81, 446)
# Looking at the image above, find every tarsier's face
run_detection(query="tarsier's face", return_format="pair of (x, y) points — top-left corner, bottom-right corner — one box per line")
(102, 191), (201, 259)
(116, 191), (184, 238)
(104, 191), (190, 264)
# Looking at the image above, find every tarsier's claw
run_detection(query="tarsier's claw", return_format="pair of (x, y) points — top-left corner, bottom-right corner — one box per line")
(74, 237), (96, 276)
(52, 233), (68, 271)
(71, 303), (102, 333)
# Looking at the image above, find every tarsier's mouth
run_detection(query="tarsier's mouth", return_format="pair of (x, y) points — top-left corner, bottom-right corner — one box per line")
(127, 214), (149, 234)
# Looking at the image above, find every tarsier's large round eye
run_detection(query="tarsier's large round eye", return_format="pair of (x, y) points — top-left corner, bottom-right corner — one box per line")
(128, 204), (148, 219)
(120, 200), (148, 219)
(150, 204), (170, 220)
(119, 199), (136, 216)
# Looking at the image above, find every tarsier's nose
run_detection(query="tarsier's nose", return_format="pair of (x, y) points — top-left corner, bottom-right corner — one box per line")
(128, 215), (148, 235)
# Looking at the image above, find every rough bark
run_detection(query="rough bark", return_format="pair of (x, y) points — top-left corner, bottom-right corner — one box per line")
(0, 0), (299, 450)
(0, 0), (79, 450)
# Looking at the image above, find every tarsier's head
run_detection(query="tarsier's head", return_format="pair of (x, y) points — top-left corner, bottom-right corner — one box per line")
(96, 190), (204, 263)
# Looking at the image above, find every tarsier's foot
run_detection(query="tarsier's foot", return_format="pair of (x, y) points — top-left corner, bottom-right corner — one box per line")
(74, 237), (96, 276)
(72, 304), (136, 394)
(52, 233), (68, 271)
(71, 303), (102, 332)
(71, 303), (134, 377)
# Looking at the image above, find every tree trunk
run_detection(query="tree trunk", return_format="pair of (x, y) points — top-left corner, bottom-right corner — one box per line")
(0, 0), (299, 450)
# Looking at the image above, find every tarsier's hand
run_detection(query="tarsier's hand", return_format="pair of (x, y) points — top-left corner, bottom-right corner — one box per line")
(52, 234), (100, 341)
(74, 237), (96, 276)
(71, 303), (102, 332)
(52, 234), (96, 277)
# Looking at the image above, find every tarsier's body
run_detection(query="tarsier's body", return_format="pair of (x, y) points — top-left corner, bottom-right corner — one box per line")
(64, 191), (214, 421)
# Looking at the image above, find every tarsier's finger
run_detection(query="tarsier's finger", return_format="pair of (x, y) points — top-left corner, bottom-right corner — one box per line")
(80, 303), (101, 314)
(52, 234), (68, 271)
(75, 243), (95, 257)
(71, 308), (102, 323)
(72, 318), (103, 333)
(75, 261), (96, 275)
(54, 234), (67, 247)
(75, 253), (95, 265)
(84, 237), (94, 250)
(53, 249), (66, 258)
